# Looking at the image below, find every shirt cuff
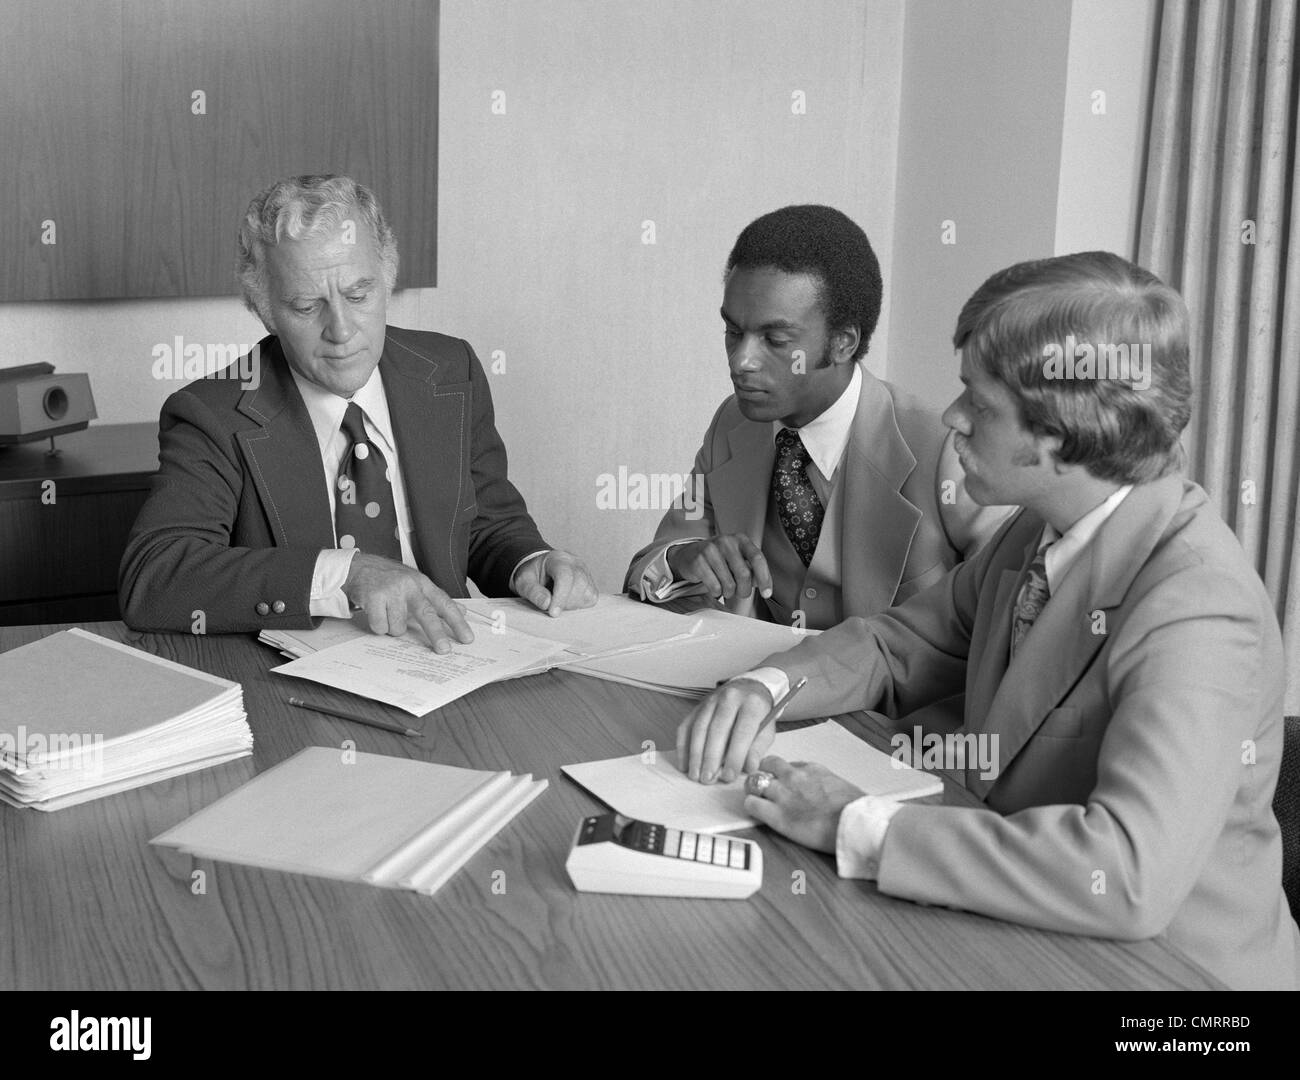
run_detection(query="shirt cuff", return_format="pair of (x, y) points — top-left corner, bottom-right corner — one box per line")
(310, 547), (358, 619)
(509, 549), (552, 592)
(732, 666), (789, 704)
(835, 795), (904, 881)
(639, 539), (706, 602)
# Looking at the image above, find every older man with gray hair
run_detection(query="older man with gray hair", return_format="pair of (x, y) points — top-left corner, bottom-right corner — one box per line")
(121, 174), (595, 648)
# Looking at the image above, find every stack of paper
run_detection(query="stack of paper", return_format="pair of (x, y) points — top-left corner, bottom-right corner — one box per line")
(259, 595), (701, 663)
(152, 746), (545, 896)
(260, 596), (706, 714)
(563, 721), (943, 833)
(0, 628), (252, 812)
(564, 608), (820, 698)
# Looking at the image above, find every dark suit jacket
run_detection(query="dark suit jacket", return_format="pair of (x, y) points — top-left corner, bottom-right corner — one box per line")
(119, 327), (548, 633)
(762, 475), (1299, 990)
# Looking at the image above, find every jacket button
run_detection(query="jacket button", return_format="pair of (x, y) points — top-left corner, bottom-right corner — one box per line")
(272, 600), (286, 614)
(256, 602), (270, 615)
(804, 587), (818, 600)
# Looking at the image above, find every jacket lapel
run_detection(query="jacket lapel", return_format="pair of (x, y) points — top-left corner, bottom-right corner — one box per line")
(379, 333), (468, 590)
(234, 338), (336, 549)
(965, 475), (1188, 799)
(840, 368), (922, 615)
(709, 419), (773, 542)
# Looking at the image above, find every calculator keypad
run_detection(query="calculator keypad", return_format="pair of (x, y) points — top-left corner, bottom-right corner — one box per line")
(598, 814), (753, 871)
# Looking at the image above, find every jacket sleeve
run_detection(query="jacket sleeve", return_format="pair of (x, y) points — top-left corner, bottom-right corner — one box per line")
(118, 389), (318, 633)
(877, 554), (1276, 942)
(623, 401), (728, 599)
(462, 344), (552, 596)
(758, 533), (992, 725)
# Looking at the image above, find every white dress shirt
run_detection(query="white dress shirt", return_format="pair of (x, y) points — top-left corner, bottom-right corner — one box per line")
(742, 482), (1134, 880)
(639, 365), (863, 600)
(292, 367), (416, 618)
(293, 367), (549, 618)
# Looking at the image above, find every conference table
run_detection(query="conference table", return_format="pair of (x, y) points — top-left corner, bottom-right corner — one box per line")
(0, 619), (1223, 991)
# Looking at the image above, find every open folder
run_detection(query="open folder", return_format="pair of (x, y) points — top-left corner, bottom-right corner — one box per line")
(151, 746), (546, 895)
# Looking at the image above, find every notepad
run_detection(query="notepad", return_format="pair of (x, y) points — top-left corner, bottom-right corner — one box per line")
(151, 746), (547, 895)
(0, 628), (252, 811)
(562, 721), (943, 833)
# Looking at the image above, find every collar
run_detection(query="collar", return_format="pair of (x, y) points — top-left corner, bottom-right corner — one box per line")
(773, 364), (862, 480)
(1041, 483), (1133, 592)
(289, 364), (397, 455)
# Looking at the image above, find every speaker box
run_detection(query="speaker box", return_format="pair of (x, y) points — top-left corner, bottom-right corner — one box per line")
(0, 363), (97, 444)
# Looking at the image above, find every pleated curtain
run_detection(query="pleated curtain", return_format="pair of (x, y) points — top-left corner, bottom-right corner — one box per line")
(1138, 0), (1300, 711)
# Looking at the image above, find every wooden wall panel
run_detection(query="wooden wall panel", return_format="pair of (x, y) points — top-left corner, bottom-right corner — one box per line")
(120, 0), (439, 298)
(0, 0), (437, 302)
(0, 0), (126, 301)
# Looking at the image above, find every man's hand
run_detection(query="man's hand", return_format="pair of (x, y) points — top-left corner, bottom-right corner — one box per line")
(514, 550), (598, 616)
(343, 553), (474, 653)
(744, 756), (865, 853)
(676, 677), (776, 784)
(667, 535), (773, 601)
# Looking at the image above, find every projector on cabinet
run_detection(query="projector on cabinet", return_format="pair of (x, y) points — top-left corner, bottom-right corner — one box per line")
(0, 363), (97, 445)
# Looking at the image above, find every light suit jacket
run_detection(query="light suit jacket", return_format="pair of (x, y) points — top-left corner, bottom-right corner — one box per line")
(762, 474), (1299, 990)
(624, 365), (1006, 627)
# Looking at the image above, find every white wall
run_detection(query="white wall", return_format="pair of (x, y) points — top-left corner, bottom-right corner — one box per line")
(1054, 0), (1159, 258)
(886, 0), (1074, 413)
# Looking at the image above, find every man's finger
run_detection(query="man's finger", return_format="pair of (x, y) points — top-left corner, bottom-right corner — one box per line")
(720, 691), (774, 782)
(738, 535), (774, 598)
(546, 560), (575, 614)
(744, 794), (784, 832)
(700, 546), (737, 599)
(575, 566), (599, 607)
(411, 601), (455, 653)
(686, 695), (721, 781)
(699, 690), (745, 783)
(720, 540), (755, 597)
(385, 596), (408, 638)
(759, 755), (794, 780)
(520, 582), (552, 611)
(418, 582), (473, 644)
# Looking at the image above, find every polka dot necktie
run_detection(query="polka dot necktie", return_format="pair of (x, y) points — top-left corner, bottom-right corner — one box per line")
(334, 402), (402, 560)
(1009, 542), (1053, 659)
(772, 427), (824, 567)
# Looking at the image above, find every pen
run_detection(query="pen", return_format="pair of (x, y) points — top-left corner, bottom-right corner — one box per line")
(756, 675), (808, 737)
(287, 697), (422, 738)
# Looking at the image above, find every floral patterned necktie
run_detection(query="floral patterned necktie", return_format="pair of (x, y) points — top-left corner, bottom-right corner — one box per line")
(335, 402), (402, 560)
(772, 427), (824, 567)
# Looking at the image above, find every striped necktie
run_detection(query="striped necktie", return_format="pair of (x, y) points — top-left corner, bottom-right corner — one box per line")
(334, 402), (402, 561)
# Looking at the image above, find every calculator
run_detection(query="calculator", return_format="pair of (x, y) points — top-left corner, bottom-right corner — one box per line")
(565, 812), (762, 898)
